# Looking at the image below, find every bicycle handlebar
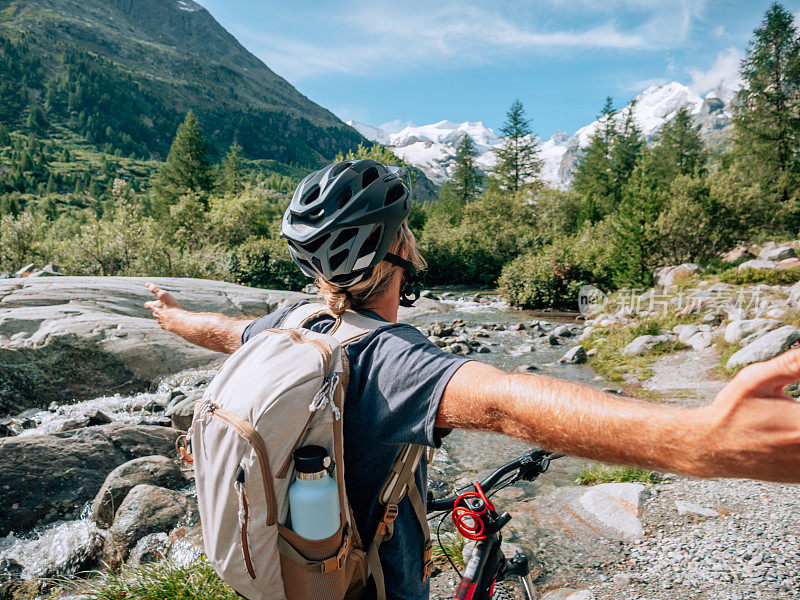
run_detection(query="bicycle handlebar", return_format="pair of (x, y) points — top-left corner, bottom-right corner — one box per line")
(427, 448), (563, 513)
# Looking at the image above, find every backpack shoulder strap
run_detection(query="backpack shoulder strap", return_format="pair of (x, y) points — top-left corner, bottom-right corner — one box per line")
(280, 302), (387, 346)
(366, 443), (433, 600)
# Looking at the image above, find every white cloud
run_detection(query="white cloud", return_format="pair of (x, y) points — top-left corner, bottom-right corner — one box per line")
(713, 24), (726, 38)
(688, 47), (743, 98)
(239, 0), (707, 81)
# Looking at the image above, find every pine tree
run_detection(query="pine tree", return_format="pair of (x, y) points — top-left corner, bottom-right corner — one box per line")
(46, 172), (57, 193)
(220, 141), (246, 194)
(451, 134), (482, 202)
(0, 123), (10, 147)
(572, 97), (617, 222)
(610, 150), (665, 287)
(732, 2), (800, 209)
(610, 102), (644, 202)
(491, 99), (542, 192)
(152, 111), (215, 213)
(650, 107), (707, 181)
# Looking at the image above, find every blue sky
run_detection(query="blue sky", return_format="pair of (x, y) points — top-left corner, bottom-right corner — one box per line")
(197, 1), (799, 138)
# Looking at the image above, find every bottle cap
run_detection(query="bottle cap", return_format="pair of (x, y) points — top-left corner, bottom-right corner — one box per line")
(294, 445), (330, 474)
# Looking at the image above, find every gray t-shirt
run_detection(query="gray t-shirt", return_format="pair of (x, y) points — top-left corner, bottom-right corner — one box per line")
(242, 302), (469, 600)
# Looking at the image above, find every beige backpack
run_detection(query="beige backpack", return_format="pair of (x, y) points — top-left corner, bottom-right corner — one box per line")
(180, 303), (434, 600)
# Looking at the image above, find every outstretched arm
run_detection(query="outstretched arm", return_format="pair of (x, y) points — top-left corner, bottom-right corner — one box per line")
(438, 354), (800, 483)
(144, 283), (250, 354)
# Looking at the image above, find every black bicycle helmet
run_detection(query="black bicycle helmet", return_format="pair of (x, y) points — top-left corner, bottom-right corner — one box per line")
(281, 159), (412, 287)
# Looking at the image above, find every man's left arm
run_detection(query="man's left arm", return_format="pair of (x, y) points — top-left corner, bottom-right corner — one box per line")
(437, 355), (800, 483)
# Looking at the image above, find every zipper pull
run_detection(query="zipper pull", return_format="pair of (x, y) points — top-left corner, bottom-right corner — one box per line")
(329, 372), (341, 421)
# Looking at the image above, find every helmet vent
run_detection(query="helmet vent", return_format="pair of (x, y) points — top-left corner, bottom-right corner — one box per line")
(311, 256), (323, 273)
(301, 186), (320, 206)
(330, 162), (350, 179)
(361, 167), (379, 189)
(332, 227), (358, 248)
(385, 183), (405, 206)
(329, 249), (348, 272)
(303, 233), (329, 254)
(358, 225), (383, 258)
(336, 187), (353, 209)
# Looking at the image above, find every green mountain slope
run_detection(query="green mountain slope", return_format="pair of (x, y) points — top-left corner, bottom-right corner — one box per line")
(0, 0), (363, 166)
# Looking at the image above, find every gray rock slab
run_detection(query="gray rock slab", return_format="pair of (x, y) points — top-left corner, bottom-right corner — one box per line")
(759, 246), (796, 261)
(0, 276), (447, 414)
(738, 259), (777, 271)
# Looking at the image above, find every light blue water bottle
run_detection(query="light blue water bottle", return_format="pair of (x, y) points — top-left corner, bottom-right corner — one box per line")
(288, 445), (341, 540)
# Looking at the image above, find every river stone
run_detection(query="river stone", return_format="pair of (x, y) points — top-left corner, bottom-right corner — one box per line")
(623, 334), (677, 356)
(759, 246), (796, 261)
(725, 318), (780, 344)
(127, 532), (172, 566)
(578, 483), (649, 541)
(104, 484), (188, 565)
(558, 345), (587, 364)
(726, 325), (800, 370)
(165, 397), (195, 431)
(0, 424), (180, 536)
(738, 259), (777, 271)
(675, 500), (719, 518)
(93, 455), (185, 528)
(552, 325), (572, 337)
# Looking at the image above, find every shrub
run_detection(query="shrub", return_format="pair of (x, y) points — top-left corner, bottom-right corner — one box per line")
(229, 236), (307, 291)
(497, 246), (592, 310)
(718, 266), (800, 285)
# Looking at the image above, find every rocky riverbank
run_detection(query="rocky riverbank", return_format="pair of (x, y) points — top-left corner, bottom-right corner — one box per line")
(2, 273), (799, 600)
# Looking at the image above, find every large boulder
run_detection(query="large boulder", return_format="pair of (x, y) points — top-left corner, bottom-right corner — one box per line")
(724, 318), (780, 344)
(0, 424), (180, 536)
(623, 334), (677, 356)
(759, 245), (796, 262)
(653, 264), (704, 287)
(92, 455), (185, 528)
(726, 326), (800, 371)
(104, 484), (188, 565)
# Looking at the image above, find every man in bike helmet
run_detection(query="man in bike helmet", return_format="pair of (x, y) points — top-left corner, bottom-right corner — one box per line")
(147, 159), (800, 599)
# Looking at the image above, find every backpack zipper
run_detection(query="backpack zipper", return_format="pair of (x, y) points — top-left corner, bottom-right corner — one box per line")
(234, 467), (257, 580)
(206, 403), (279, 526)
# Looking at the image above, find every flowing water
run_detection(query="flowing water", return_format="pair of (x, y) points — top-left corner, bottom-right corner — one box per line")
(0, 293), (608, 584)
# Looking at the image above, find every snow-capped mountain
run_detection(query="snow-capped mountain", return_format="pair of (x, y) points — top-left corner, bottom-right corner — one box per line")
(346, 81), (735, 189)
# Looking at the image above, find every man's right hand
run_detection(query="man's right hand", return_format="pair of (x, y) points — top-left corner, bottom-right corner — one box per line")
(143, 283), (249, 354)
(145, 282), (185, 333)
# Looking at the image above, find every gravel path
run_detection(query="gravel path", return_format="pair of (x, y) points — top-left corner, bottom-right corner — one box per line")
(590, 348), (800, 600)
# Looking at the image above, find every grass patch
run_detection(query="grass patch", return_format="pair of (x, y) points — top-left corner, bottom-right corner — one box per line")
(575, 465), (657, 485)
(624, 386), (698, 404)
(584, 316), (692, 382)
(59, 559), (239, 600)
(432, 532), (466, 568)
(715, 336), (743, 377)
(718, 266), (800, 285)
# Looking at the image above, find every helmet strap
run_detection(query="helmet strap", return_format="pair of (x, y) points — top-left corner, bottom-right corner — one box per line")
(384, 252), (420, 307)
